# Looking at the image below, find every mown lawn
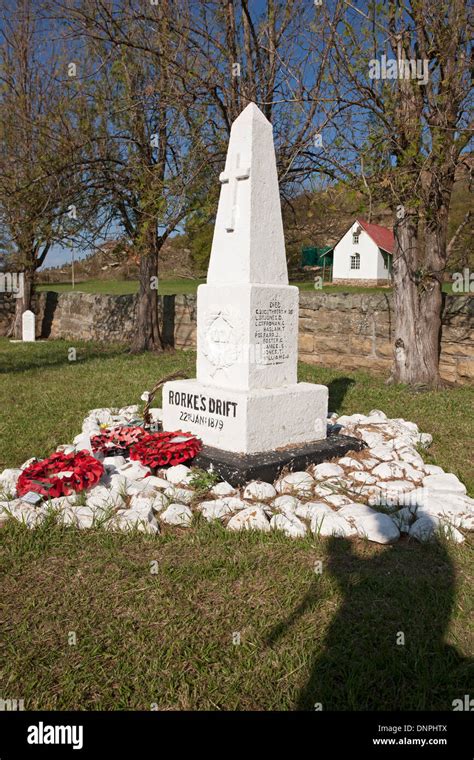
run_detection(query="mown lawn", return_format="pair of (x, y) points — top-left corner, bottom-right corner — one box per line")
(36, 277), (206, 296)
(0, 339), (472, 710)
(36, 278), (460, 296)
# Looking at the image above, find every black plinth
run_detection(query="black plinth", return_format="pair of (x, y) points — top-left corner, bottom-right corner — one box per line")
(191, 433), (365, 487)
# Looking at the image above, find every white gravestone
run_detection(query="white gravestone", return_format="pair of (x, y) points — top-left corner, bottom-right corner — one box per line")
(163, 103), (328, 454)
(22, 310), (36, 342)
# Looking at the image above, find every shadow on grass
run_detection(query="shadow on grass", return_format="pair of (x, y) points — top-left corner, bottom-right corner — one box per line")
(266, 537), (472, 710)
(327, 377), (356, 412)
(0, 344), (129, 374)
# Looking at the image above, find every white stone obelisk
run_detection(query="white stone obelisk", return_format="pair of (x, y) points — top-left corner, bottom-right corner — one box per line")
(162, 103), (328, 454)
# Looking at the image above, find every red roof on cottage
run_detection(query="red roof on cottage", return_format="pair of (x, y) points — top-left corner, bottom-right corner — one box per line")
(357, 218), (394, 254)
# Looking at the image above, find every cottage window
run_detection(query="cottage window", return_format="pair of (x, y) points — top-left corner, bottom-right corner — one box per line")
(352, 231), (360, 244)
(350, 252), (360, 270)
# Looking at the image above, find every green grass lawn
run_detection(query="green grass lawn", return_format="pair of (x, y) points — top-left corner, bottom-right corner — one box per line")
(36, 277), (206, 296)
(36, 278), (459, 296)
(0, 339), (472, 710)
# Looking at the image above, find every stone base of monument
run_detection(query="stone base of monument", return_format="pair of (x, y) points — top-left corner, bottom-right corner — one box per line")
(191, 433), (366, 487)
(163, 378), (329, 454)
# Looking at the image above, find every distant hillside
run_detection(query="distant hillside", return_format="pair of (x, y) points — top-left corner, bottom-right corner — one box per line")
(39, 168), (472, 283)
(38, 237), (197, 284)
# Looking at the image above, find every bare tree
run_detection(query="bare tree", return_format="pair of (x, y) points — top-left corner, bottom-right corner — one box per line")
(320, 0), (472, 388)
(55, 0), (215, 352)
(0, 0), (88, 337)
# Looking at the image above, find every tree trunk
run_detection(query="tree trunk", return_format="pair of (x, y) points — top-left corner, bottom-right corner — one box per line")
(9, 268), (35, 340)
(390, 213), (442, 388)
(131, 231), (163, 354)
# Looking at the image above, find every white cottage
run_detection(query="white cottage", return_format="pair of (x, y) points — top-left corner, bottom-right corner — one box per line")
(331, 218), (394, 285)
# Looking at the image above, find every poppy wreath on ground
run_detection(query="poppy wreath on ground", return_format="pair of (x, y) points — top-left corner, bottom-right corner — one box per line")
(17, 451), (104, 499)
(91, 425), (151, 454)
(130, 431), (202, 468)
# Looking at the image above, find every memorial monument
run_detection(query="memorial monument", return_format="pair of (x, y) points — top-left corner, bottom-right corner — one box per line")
(163, 104), (360, 482)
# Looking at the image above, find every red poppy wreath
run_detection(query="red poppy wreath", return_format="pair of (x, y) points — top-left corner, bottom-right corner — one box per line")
(17, 451), (104, 499)
(91, 425), (151, 454)
(130, 431), (202, 468)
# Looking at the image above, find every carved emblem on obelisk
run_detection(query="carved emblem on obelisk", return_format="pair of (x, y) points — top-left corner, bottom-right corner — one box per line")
(200, 307), (243, 374)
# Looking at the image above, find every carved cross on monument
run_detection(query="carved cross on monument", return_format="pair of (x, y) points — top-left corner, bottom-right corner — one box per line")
(219, 153), (250, 232)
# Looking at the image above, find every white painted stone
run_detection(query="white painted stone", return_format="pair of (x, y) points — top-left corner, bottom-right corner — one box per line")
(46, 495), (77, 510)
(336, 414), (367, 426)
(399, 463), (424, 482)
(226, 506), (270, 532)
(360, 432), (386, 448)
(110, 511), (160, 534)
(372, 462), (406, 480)
(416, 496), (474, 531)
(409, 515), (464, 544)
(396, 447), (425, 467)
(117, 461), (151, 480)
(103, 455), (126, 471)
(368, 410), (387, 420)
(160, 503), (193, 527)
(295, 501), (333, 521)
(216, 496), (249, 511)
(198, 499), (235, 521)
(355, 485), (384, 503)
(276, 471), (314, 496)
(164, 486), (194, 505)
(22, 309), (35, 342)
(72, 506), (97, 529)
(162, 104), (328, 453)
(210, 481), (236, 497)
(324, 494), (354, 509)
(391, 506), (418, 533)
(418, 433), (433, 448)
(310, 510), (356, 538)
(353, 512), (400, 544)
(163, 464), (193, 485)
(338, 457), (364, 470)
(422, 464), (445, 475)
(313, 485), (337, 500)
(369, 445), (399, 462)
(374, 481), (417, 510)
(272, 494), (299, 514)
(0, 469), (22, 494)
(338, 503), (378, 521)
(360, 458), (381, 470)
(348, 471), (377, 485)
(132, 475), (169, 490)
(243, 480), (277, 500)
(16, 507), (47, 528)
(422, 473), (467, 496)
(311, 462), (344, 479)
(148, 408), (162, 423)
(129, 493), (168, 514)
(270, 513), (307, 538)
(73, 432), (93, 454)
(86, 486), (124, 511)
(118, 405), (140, 418)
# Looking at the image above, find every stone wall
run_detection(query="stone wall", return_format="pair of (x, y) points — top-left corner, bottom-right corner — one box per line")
(0, 290), (472, 385)
(297, 292), (474, 385)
